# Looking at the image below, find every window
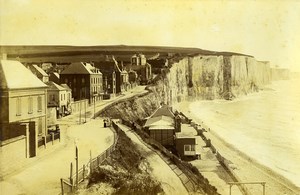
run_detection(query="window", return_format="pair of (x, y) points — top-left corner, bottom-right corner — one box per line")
(64, 94), (65, 100)
(82, 88), (86, 98)
(61, 94), (63, 101)
(184, 144), (195, 156)
(28, 97), (33, 114)
(191, 145), (195, 151)
(73, 78), (76, 83)
(16, 97), (22, 116)
(184, 145), (191, 151)
(38, 117), (43, 135)
(82, 78), (85, 84)
(38, 96), (42, 112)
(65, 78), (68, 83)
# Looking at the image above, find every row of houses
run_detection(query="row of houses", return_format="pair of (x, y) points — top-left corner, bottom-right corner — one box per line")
(0, 53), (153, 162)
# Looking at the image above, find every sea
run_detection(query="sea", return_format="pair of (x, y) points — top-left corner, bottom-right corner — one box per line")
(188, 79), (300, 188)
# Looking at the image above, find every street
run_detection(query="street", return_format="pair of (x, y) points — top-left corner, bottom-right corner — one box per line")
(0, 86), (147, 195)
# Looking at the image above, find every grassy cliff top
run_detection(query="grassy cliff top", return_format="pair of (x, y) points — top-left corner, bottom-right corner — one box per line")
(0, 45), (253, 61)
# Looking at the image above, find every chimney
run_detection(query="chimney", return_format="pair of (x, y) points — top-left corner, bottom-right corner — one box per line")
(175, 114), (181, 132)
(121, 61), (124, 70)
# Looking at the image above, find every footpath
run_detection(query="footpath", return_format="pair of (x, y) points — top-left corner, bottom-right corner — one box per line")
(114, 121), (188, 195)
(0, 86), (147, 195)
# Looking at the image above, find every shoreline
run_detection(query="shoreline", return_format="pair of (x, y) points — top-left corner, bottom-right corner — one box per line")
(175, 101), (300, 194)
(208, 123), (300, 193)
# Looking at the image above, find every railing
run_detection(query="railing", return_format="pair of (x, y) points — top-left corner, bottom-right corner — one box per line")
(60, 121), (119, 195)
(38, 132), (60, 148)
(119, 119), (219, 195)
(183, 113), (256, 195)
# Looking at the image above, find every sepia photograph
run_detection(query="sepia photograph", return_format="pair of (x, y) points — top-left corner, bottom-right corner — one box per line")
(0, 0), (300, 194)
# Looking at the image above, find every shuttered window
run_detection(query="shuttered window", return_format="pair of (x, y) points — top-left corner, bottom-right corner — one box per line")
(16, 97), (22, 116)
(28, 97), (33, 114)
(38, 117), (43, 134)
(38, 96), (42, 112)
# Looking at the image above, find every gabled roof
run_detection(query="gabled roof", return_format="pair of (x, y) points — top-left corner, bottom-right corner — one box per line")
(95, 61), (115, 73)
(121, 69), (128, 74)
(0, 60), (48, 89)
(60, 62), (102, 75)
(94, 59), (122, 75)
(60, 83), (71, 91)
(46, 81), (65, 91)
(144, 115), (174, 127)
(149, 105), (175, 118)
(52, 72), (60, 79)
(32, 64), (48, 77)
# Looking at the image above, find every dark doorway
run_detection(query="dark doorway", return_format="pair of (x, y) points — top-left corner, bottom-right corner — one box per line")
(29, 121), (36, 158)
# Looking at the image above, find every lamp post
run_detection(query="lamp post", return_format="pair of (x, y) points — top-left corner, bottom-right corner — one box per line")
(94, 94), (96, 119)
(79, 89), (82, 124)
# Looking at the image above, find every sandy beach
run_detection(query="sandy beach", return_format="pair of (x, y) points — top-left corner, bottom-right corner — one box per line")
(175, 79), (300, 195)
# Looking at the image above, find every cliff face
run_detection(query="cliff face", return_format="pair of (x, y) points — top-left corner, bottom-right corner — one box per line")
(154, 54), (275, 104)
(101, 54), (290, 118)
(225, 57), (271, 97)
(100, 92), (161, 121)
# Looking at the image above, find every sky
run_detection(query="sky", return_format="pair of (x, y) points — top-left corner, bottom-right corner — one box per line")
(1, 0), (300, 71)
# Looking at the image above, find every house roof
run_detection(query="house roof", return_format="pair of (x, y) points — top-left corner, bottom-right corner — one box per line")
(60, 62), (102, 75)
(52, 72), (60, 79)
(46, 81), (66, 91)
(32, 64), (48, 77)
(144, 115), (174, 127)
(0, 60), (48, 89)
(149, 125), (174, 130)
(60, 83), (71, 91)
(121, 69), (128, 74)
(149, 105), (175, 118)
(94, 60), (122, 75)
(175, 124), (197, 138)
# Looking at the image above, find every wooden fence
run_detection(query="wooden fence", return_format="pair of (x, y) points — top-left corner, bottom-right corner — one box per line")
(60, 122), (119, 194)
(120, 119), (219, 194)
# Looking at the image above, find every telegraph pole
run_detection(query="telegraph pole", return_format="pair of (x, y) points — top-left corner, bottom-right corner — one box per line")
(83, 87), (86, 123)
(75, 146), (78, 188)
(94, 95), (96, 119)
(79, 89), (82, 124)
